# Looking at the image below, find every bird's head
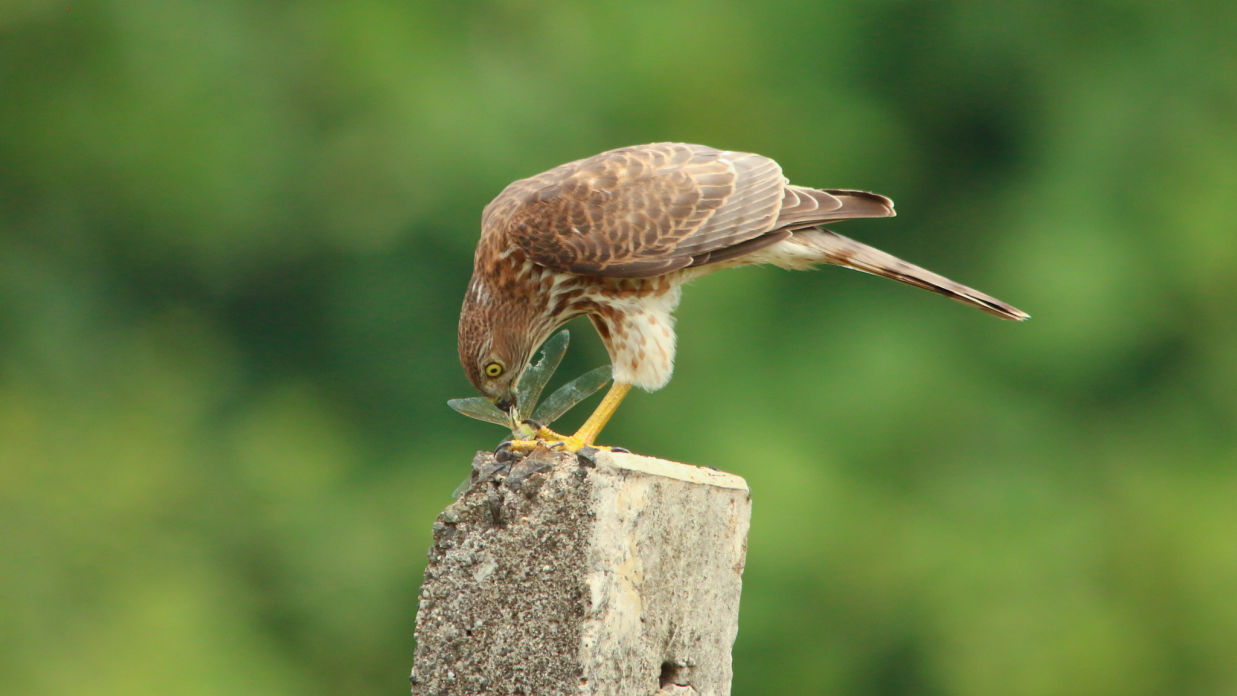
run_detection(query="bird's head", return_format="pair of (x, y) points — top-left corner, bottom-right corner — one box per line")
(457, 281), (545, 416)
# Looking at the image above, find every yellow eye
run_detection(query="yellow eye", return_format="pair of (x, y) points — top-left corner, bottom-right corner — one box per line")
(484, 362), (504, 378)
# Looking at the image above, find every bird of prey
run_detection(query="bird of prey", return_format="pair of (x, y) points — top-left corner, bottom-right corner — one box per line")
(458, 142), (1027, 452)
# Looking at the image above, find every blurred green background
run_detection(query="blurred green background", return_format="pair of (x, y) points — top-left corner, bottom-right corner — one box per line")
(3, 1), (1234, 694)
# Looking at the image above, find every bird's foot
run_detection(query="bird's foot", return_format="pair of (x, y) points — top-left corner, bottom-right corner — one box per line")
(496, 422), (622, 454)
(495, 438), (550, 454)
(497, 435), (593, 454)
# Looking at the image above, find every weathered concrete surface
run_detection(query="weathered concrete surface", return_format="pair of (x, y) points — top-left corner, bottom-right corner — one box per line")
(411, 448), (751, 696)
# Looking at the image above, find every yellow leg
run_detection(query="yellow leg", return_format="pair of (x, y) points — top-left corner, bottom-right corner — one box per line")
(506, 382), (632, 453)
(567, 381), (631, 447)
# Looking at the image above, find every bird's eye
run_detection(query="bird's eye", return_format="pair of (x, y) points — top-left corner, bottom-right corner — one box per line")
(484, 362), (504, 378)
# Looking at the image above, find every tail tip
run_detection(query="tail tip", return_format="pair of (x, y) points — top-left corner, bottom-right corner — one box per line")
(999, 305), (1031, 321)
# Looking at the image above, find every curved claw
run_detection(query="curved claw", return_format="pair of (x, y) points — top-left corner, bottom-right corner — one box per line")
(493, 440), (521, 464)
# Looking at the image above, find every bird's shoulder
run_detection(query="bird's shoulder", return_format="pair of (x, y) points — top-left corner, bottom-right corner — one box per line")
(480, 143), (786, 277)
(482, 143), (712, 225)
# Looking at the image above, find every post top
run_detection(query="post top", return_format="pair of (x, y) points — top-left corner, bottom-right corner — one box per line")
(594, 450), (749, 493)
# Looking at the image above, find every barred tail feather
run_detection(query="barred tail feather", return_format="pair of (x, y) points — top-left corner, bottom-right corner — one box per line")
(797, 229), (1029, 321)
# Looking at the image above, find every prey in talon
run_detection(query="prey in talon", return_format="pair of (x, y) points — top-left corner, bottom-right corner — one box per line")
(448, 330), (611, 451)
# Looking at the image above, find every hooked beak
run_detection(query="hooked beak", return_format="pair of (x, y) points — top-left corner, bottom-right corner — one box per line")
(493, 392), (516, 415)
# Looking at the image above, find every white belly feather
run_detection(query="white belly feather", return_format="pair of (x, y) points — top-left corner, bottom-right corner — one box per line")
(597, 286), (682, 392)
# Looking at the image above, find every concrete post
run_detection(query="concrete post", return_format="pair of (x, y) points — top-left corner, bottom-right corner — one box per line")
(411, 448), (751, 696)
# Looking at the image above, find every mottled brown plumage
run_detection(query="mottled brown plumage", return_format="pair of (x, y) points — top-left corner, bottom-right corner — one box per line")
(459, 143), (1027, 450)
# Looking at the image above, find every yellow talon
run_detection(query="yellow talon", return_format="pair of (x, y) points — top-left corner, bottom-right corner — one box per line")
(498, 438), (550, 453)
(502, 430), (599, 454)
(501, 381), (633, 454)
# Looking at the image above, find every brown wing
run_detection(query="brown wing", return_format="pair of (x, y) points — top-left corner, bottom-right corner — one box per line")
(485, 143), (787, 277)
(775, 185), (895, 229)
(686, 186), (896, 267)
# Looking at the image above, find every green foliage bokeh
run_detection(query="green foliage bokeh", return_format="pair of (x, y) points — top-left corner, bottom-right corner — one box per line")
(2, 2), (1235, 694)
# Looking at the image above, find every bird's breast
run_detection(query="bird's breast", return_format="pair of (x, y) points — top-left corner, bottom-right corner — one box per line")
(585, 280), (683, 392)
